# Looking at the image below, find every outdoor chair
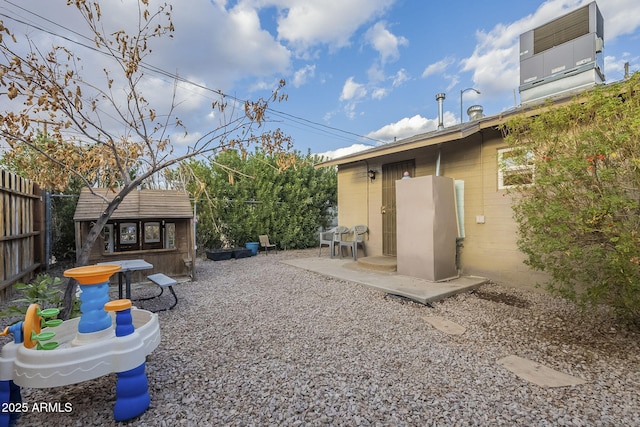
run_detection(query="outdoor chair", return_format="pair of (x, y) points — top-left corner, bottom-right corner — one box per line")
(318, 226), (349, 257)
(258, 234), (278, 254)
(338, 225), (368, 260)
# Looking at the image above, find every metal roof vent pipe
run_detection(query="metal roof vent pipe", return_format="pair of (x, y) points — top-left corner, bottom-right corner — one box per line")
(467, 105), (484, 121)
(436, 93), (446, 130)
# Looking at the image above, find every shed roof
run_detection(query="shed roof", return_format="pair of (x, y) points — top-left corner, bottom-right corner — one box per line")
(74, 187), (193, 221)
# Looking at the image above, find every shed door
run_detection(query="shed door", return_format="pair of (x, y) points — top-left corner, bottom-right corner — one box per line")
(382, 160), (415, 256)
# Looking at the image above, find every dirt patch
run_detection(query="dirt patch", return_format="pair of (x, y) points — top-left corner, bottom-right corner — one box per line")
(473, 289), (530, 308)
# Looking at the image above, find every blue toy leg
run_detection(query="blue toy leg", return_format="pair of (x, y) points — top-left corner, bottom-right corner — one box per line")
(113, 363), (150, 422)
(0, 380), (22, 427)
(0, 380), (9, 427)
(8, 382), (20, 427)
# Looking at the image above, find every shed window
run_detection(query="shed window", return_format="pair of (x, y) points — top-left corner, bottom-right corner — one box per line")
(144, 222), (161, 243)
(105, 220), (180, 252)
(498, 148), (534, 189)
(119, 223), (137, 244)
(165, 223), (175, 248)
(103, 224), (114, 253)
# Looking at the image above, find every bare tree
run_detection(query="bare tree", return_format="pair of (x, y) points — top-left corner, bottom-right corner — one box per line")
(0, 0), (291, 318)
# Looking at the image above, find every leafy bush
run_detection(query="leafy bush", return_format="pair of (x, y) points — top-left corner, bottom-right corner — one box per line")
(1, 274), (80, 320)
(503, 72), (640, 326)
(50, 187), (81, 263)
(181, 149), (336, 253)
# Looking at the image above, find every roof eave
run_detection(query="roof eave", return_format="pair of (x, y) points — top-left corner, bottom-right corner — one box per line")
(316, 120), (493, 168)
(314, 97), (577, 168)
(314, 82), (605, 168)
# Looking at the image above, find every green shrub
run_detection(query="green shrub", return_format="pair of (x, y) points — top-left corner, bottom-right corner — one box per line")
(1, 274), (81, 320)
(503, 72), (640, 327)
(180, 149), (336, 252)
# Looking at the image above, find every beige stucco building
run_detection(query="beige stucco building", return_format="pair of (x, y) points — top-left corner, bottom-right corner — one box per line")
(319, 1), (606, 291)
(317, 109), (550, 291)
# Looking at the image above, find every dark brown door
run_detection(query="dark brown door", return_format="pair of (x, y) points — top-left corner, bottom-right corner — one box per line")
(381, 160), (415, 256)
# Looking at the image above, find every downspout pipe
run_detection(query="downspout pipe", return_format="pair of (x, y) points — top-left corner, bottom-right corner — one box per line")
(364, 160), (370, 229)
(435, 147), (441, 176)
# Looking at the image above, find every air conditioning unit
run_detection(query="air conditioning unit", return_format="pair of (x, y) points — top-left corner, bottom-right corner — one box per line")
(519, 1), (604, 104)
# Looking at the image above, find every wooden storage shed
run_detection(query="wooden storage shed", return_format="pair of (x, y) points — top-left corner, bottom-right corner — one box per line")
(73, 188), (195, 280)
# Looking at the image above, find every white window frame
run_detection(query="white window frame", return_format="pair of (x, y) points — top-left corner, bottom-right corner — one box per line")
(498, 147), (535, 189)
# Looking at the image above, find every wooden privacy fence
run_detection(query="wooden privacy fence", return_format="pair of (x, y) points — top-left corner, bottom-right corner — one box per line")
(0, 169), (44, 301)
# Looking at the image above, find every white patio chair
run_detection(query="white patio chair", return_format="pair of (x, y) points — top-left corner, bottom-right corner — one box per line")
(319, 226), (348, 257)
(338, 225), (368, 260)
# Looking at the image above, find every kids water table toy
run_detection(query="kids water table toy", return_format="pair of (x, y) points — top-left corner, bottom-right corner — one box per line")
(0, 265), (161, 424)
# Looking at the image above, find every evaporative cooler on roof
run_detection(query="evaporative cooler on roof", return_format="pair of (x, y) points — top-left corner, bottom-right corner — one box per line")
(519, 1), (604, 104)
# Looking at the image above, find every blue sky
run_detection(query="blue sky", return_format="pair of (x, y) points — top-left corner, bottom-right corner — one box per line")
(2, 0), (640, 160)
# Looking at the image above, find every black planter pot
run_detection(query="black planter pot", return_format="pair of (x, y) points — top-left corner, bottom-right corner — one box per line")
(206, 247), (253, 261)
(206, 248), (233, 261)
(232, 248), (252, 259)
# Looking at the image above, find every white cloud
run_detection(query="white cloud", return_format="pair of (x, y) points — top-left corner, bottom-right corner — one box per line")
(174, 77), (213, 112)
(603, 0), (640, 39)
(371, 87), (388, 99)
(62, 0), (292, 93)
(204, 4), (291, 86)
(422, 57), (455, 78)
(292, 64), (316, 87)
(366, 115), (432, 142)
(445, 74), (461, 93)
(365, 21), (408, 64)
(171, 131), (203, 147)
(391, 68), (409, 87)
(315, 143), (372, 160)
(343, 103), (361, 120)
(460, 22), (528, 95)
(367, 63), (386, 84)
(342, 64), (408, 118)
(339, 77), (368, 119)
(323, 110), (337, 123)
(365, 112), (458, 142)
(340, 77), (368, 101)
(274, 0), (395, 52)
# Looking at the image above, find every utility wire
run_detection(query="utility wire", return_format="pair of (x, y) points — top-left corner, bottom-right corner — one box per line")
(0, 0), (386, 146)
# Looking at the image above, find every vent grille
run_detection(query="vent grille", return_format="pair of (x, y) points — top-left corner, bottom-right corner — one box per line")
(534, 5), (589, 54)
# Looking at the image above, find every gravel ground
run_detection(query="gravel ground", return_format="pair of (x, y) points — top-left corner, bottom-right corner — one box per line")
(5, 249), (640, 426)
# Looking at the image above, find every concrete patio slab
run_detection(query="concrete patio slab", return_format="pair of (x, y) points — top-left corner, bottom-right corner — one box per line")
(497, 355), (587, 388)
(283, 257), (488, 305)
(422, 316), (466, 335)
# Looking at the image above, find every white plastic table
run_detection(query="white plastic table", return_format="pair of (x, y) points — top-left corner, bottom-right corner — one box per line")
(98, 259), (153, 299)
